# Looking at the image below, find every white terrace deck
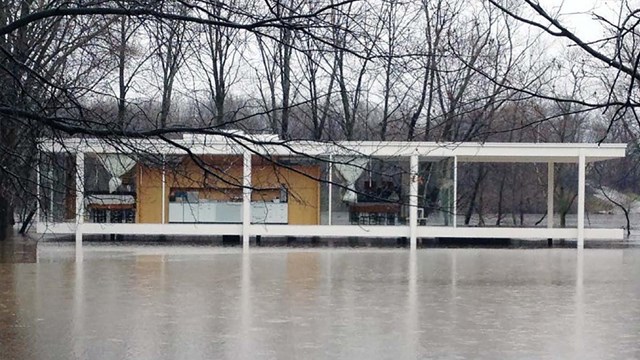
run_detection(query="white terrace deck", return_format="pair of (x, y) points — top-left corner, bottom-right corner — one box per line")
(37, 134), (627, 259)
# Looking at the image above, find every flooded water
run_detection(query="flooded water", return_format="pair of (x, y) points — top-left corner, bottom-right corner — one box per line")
(1, 243), (640, 359)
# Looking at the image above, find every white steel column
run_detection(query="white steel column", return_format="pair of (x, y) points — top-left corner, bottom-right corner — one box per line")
(242, 151), (252, 251)
(49, 166), (54, 222)
(577, 155), (586, 250)
(409, 155), (419, 250)
(35, 155), (40, 230)
(328, 155), (333, 225)
(547, 162), (554, 229)
(453, 156), (458, 228)
(161, 155), (166, 224)
(75, 151), (85, 261)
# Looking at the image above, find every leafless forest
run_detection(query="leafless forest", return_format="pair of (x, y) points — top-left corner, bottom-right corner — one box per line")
(1, 0), (640, 240)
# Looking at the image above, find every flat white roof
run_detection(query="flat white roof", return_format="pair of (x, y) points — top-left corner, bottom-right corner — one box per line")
(39, 134), (626, 163)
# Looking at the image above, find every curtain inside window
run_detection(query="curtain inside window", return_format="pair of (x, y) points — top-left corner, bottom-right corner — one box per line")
(96, 154), (136, 193)
(334, 157), (369, 203)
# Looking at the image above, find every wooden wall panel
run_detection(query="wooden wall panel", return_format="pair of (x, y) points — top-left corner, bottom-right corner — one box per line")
(136, 157), (321, 225)
(136, 165), (165, 224)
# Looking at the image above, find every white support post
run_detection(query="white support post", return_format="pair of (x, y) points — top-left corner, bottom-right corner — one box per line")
(328, 155), (333, 226)
(242, 151), (252, 251)
(453, 156), (458, 228)
(75, 151), (85, 262)
(577, 154), (586, 250)
(409, 155), (418, 250)
(161, 155), (166, 224)
(35, 155), (40, 230)
(49, 166), (54, 222)
(547, 162), (554, 229)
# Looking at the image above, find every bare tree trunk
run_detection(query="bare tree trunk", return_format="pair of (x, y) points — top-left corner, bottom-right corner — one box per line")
(0, 195), (13, 241)
(379, 0), (396, 141)
(210, 10), (229, 127)
(279, 26), (293, 139)
(408, 0), (444, 141)
(112, 16), (148, 127)
(478, 185), (485, 226)
(336, 50), (352, 139)
(117, 17), (127, 125)
(315, 57), (337, 140)
(558, 186), (578, 228)
(256, 35), (280, 133)
(155, 20), (187, 127)
(496, 170), (506, 226)
(408, 65), (429, 141)
(302, 35), (336, 140)
(464, 164), (486, 225)
(518, 192), (524, 226)
(0, 126), (17, 241)
(599, 188), (631, 236)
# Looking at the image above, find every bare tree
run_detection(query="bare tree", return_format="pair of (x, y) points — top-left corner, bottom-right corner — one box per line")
(294, 2), (338, 140)
(377, 0), (417, 141)
(406, 0), (449, 140)
(94, 14), (153, 126)
(253, 0), (303, 138)
(332, 1), (384, 140)
(0, 0), (358, 240)
(147, 3), (192, 127)
(487, 0), (640, 138)
(192, 1), (248, 128)
(0, 1), (113, 239)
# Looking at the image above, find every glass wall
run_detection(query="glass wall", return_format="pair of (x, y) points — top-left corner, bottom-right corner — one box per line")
(319, 156), (331, 225)
(39, 153), (76, 223)
(37, 151), (456, 228)
(84, 153), (137, 223)
(417, 157), (455, 227)
(330, 156), (409, 226)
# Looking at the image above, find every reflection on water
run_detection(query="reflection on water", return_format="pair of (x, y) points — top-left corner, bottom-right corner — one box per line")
(1, 246), (640, 359)
(574, 250), (585, 358)
(0, 239), (37, 264)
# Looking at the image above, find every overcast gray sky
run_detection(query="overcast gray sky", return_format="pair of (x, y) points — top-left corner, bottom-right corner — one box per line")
(539, 0), (619, 42)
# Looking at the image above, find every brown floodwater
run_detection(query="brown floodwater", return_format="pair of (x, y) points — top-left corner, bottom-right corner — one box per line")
(1, 242), (640, 359)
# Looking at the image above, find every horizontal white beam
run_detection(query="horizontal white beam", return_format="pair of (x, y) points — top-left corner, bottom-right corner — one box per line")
(39, 222), (623, 240)
(38, 137), (626, 163)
